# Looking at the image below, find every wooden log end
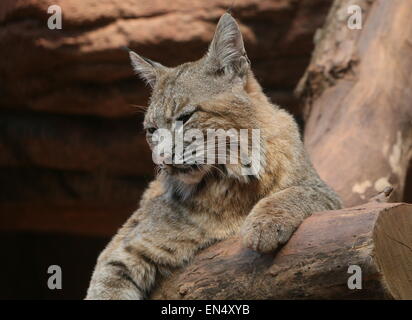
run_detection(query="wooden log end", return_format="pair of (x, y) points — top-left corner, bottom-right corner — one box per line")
(373, 204), (412, 299)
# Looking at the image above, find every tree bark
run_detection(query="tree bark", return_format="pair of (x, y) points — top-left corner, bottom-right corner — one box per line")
(152, 202), (412, 299)
(151, 0), (412, 300)
(296, 0), (412, 206)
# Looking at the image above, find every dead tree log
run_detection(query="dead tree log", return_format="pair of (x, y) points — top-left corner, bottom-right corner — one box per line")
(152, 202), (412, 299)
(296, 0), (412, 206)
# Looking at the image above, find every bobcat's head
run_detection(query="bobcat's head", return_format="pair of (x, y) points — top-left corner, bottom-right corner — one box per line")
(129, 13), (267, 197)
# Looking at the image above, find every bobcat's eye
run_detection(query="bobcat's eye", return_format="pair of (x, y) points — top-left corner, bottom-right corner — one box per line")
(146, 127), (157, 134)
(177, 112), (195, 124)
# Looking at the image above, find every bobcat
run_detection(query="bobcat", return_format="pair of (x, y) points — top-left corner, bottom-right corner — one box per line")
(86, 13), (342, 300)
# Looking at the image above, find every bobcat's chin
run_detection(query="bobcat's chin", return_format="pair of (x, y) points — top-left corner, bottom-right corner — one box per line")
(163, 164), (206, 185)
(176, 169), (205, 185)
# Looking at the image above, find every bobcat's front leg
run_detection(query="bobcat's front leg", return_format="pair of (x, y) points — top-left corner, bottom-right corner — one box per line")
(86, 240), (157, 300)
(241, 185), (341, 253)
(86, 203), (206, 300)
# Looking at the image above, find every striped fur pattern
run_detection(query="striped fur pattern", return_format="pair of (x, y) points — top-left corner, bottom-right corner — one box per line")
(86, 14), (342, 300)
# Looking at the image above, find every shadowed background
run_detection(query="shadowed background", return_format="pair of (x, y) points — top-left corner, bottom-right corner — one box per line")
(0, 0), (410, 299)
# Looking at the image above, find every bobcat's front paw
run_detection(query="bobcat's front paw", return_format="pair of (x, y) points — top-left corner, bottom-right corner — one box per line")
(240, 212), (297, 253)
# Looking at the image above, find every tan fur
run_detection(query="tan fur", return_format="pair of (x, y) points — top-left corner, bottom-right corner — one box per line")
(86, 14), (342, 300)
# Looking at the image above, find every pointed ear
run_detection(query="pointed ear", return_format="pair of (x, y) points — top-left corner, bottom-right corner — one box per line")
(128, 50), (164, 87)
(207, 13), (249, 75)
